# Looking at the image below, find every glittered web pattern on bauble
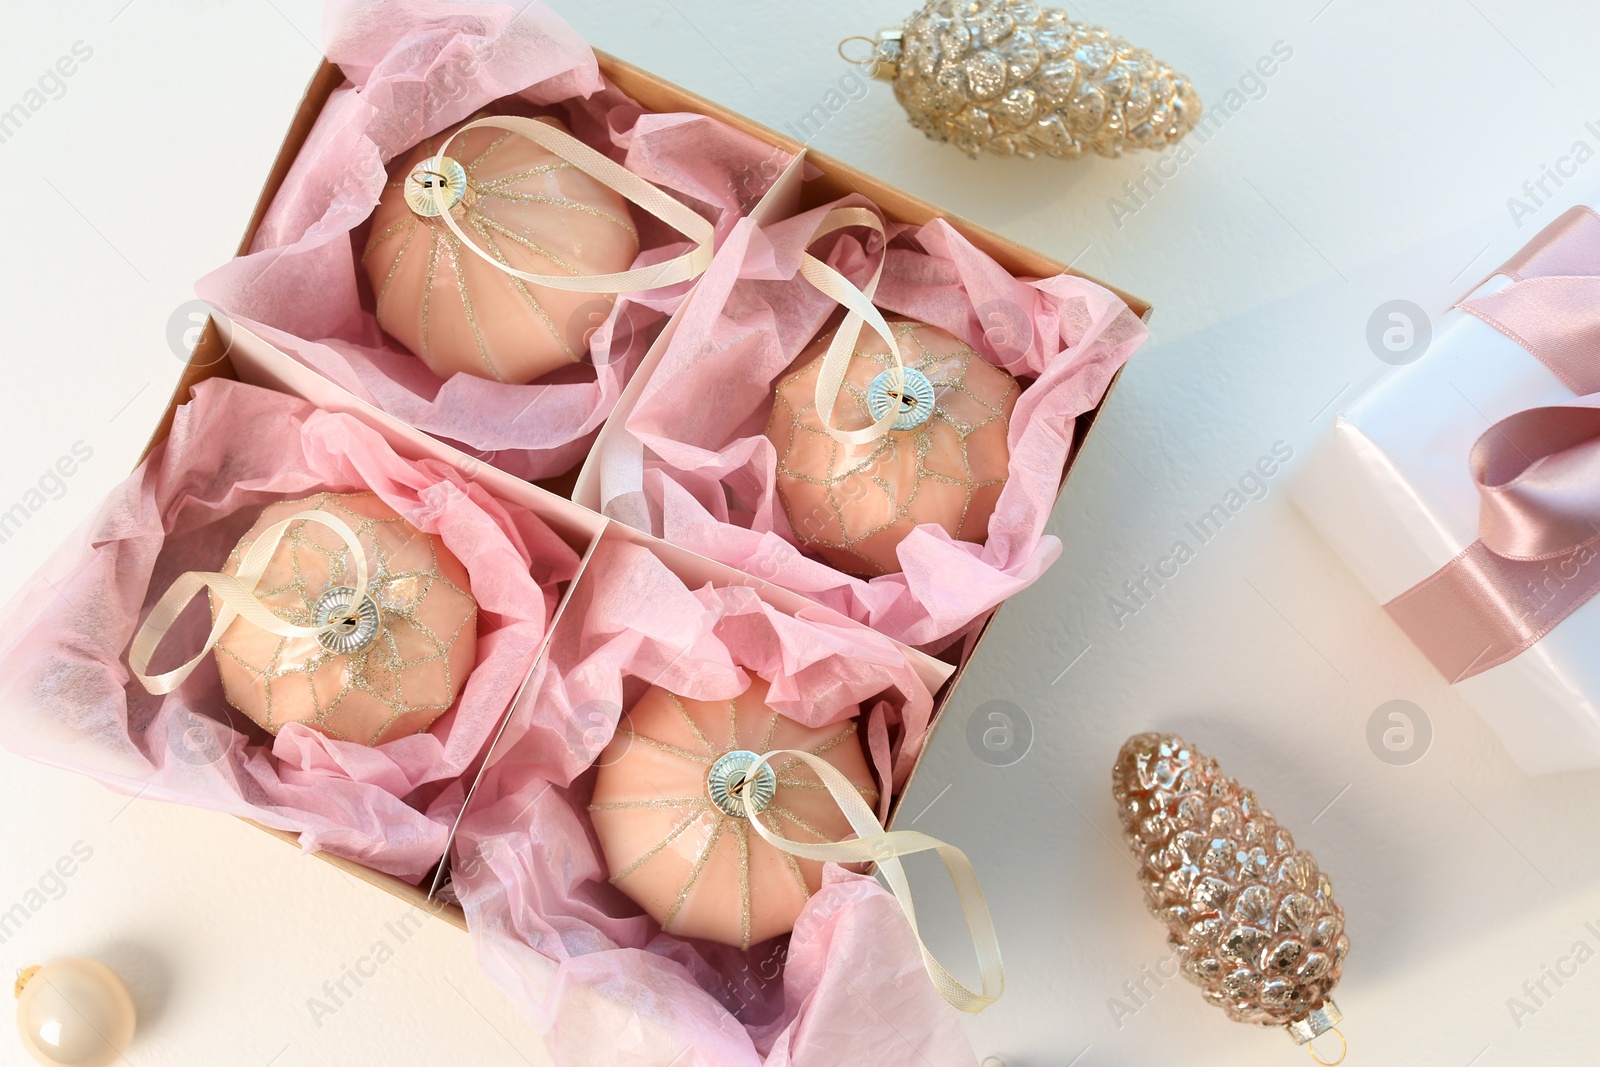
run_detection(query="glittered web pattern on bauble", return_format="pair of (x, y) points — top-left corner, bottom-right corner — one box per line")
(210, 492), (478, 747)
(767, 320), (1018, 578)
(362, 118), (640, 384)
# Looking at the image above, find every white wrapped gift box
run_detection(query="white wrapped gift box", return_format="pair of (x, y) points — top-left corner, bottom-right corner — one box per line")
(1292, 208), (1600, 775)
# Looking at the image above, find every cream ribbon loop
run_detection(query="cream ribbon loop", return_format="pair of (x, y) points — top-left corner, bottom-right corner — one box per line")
(741, 748), (1005, 1013)
(799, 207), (910, 447)
(429, 116), (716, 294)
(129, 512), (371, 696)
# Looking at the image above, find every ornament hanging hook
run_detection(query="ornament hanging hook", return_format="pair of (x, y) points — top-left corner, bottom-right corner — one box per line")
(1305, 1028), (1347, 1066)
(838, 29), (902, 80)
(836, 35), (878, 65)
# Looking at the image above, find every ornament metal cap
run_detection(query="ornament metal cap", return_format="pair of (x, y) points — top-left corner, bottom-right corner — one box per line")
(405, 155), (470, 218)
(705, 750), (778, 818)
(867, 367), (936, 430)
(13, 967), (38, 1000)
(311, 586), (383, 656)
(1285, 998), (1342, 1044)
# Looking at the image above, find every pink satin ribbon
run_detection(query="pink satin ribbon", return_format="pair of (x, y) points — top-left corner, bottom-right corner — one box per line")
(1384, 206), (1600, 682)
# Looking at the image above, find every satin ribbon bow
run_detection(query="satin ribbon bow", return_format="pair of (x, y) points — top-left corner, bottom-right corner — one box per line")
(129, 512), (372, 695)
(742, 748), (1005, 1013)
(1385, 206), (1600, 681)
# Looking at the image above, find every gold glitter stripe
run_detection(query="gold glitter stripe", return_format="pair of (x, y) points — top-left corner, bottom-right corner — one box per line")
(362, 216), (412, 262)
(766, 318), (1016, 567)
(614, 729), (714, 765)
(466, 131), (513, 171)
(667, 693), (719, 756)
(469, 219), (573, 358)
(775, 777), (829, 790)
(661, 817), (726, 931)
(773, 778), (880, 806)
(775, 721), (858, 774)
(759, 813), (813, 901)
(471, 212), (582, 276)
(440, 231), (504, 382)
(476, 160), (573, 190)
(420, 227), (442, 360)
(372, 220), (420, 314)
(766, 804), (834, 843)
(779, 846), (811, 901)
(486, 190), (639, 237)
(588, 797), (706, 811)
(606, 805), (710, 883)
(368, 707), (407, 746)
(213, 492), (470, 746)
(734, 818), (752, 950)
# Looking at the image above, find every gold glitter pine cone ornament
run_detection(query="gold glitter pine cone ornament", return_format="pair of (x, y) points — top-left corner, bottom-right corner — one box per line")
(848, 1), (1202, 159)
(1112, 734), (1349, 1060)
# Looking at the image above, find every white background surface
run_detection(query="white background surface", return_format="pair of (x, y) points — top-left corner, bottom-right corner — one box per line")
(3, 1), (1599, 1065)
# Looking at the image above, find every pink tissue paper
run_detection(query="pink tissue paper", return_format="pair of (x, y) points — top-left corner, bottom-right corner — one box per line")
(0, 378), (578, 881)
(452, 538), (975, 1066)
(608, 196), (1148, 650)
(197, 0), (790, 481)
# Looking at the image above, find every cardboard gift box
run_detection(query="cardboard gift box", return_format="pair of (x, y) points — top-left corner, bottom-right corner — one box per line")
(210, 48), (1151, 656)
(0, 6), (1152, 1055)
(165, 36), (1147, 902)
(1293, 204), (1600, 775)
(0, 238), (952, 922)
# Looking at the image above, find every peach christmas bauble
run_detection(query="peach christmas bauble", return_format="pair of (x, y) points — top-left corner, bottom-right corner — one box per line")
(766, 319), (1019, 577)
(588, 680), (878, 949)
(211, 492), (478, 746)
(363, 116), (641, 384)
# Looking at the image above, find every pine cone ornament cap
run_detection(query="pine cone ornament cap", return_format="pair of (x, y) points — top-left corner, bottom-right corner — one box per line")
(854, 1), (1201, 159)
(1112, 733), (1348, 1055)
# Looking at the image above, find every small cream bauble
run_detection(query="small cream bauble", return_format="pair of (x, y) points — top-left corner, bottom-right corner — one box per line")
(15, 959), (136, 1067)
